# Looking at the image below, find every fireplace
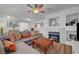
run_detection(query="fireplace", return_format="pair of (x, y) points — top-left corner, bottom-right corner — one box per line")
(49, 32), (60, 42)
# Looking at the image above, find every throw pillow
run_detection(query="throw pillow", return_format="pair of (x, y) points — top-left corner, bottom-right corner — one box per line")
(13, 32), (22, 41)
(3, 40), (16, 52)
(31, 31), (40, 36)
(31, 31), (36, 36)
(8, 32), (15, 43)
(0, 40), (5, 54)
(2, 33), (9, 40)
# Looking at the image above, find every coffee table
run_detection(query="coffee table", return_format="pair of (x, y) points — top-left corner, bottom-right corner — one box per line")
(32, 38), (53, 54)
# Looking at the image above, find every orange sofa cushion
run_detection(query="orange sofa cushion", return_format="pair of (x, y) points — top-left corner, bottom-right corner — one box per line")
(4, 40), (16, 52)
(22, 33), (31, 38)
(8, 30), (22, 41)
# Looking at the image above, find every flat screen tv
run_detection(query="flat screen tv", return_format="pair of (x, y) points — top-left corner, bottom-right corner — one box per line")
(77, 23), (79, 41)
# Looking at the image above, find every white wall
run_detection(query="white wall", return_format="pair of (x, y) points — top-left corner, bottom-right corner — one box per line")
(19, 22), (30, 31)
(30, 7), (79, 43)
(38, 7), (79, 53)
(45, 7), (79, 42)
(30, 20), (45, 30)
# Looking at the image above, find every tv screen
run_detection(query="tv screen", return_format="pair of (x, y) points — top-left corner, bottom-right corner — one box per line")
(77, 23), (79, 41)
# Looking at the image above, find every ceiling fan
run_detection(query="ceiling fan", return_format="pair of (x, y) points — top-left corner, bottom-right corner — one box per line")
(27, 4), (45, 14)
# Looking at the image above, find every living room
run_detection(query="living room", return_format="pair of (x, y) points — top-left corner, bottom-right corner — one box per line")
(0, 4), (79, 54)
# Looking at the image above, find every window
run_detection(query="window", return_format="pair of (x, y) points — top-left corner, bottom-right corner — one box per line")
(36, 24), (41, 28)
(35, 23), (43, 29)
(19, 22), (29, 31)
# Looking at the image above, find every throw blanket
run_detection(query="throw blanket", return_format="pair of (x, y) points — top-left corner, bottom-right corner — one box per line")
(3, 40), (16, 52)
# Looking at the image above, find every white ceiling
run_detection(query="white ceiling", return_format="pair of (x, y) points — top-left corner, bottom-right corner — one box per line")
(0, 4), (79, 21)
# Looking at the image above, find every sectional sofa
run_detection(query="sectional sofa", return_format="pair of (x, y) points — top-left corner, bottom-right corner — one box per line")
(0, 30), (42, 54)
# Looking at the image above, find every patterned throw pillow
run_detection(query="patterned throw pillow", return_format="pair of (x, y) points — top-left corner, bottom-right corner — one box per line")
(13, 31), (22, 41)
(8, 30), (22, 41)
(2, 33), (9, 40)
(0, 40), (5, 54)
(31, 31), (40, 36)
(8, 32), (15, 43)
(34, 31), (40, 35)
(31, 31), (36, 36)
(20, 30), (30, 38)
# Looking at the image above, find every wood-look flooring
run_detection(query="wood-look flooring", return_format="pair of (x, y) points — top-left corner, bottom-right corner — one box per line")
(32, 41), (72, 54)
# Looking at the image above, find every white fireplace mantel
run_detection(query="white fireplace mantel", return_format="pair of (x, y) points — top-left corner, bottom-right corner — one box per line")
(39, 27), (66, 43)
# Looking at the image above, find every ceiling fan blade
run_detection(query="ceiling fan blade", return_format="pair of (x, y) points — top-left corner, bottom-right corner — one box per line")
(35, 4), (38, 8)
(27, 4), (33, 8)
(41, 11), (45, 13)
(27, 10), (32, 12)
(38, 4), (43, 8)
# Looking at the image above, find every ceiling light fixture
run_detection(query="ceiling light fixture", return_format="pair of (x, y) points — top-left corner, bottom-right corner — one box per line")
(33, 9), (39, 14)
(27, 4), (45, 14)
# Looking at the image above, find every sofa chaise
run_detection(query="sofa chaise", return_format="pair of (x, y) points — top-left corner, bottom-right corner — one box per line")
(0, 30), (42, 54)
(11, 41), (40, 54)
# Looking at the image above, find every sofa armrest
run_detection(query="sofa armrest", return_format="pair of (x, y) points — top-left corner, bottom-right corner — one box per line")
(20, 33), (42, 42)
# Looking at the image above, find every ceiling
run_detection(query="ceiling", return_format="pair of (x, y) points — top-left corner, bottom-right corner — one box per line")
(0, 4), (79, 21)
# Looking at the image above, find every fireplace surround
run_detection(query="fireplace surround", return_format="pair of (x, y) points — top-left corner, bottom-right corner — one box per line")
(49, 32), (60, 42)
